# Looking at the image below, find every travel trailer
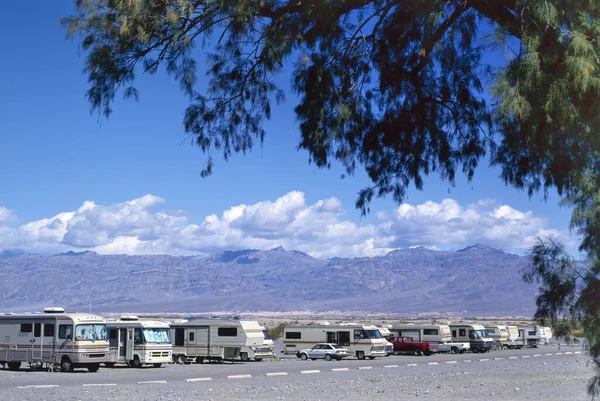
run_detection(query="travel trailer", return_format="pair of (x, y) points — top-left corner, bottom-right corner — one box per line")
(484, 325), (510, 349)
(239, 325), (274, 361)
(449, 323), (494, 353)
(0, 307), (109, 372)
(389, 323), (470, 353)
(519, 325), (553, 347)
(169, 318), (264, 364)
(105, 316), (172, 368)
(283, 322), (388, 359)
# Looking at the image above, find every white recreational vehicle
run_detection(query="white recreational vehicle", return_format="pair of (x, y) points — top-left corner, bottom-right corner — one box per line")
(449, 323), (494, 353)
(377, 325), (394, 355)
(283, 322), (388, 359)
(105, 316), (172, 368)
(240, 325), (274, 361)
(169, 318), (264, 364)
(484, 325), (511, 349)
(0, 307), (109, 372)
(389, 324), (470, 354)
(519, 325), (553, 347)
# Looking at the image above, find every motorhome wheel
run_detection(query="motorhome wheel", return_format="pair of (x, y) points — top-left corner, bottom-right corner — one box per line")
(87, 364), (100, 372)
(153, 363), (162, 368)
(471, 346), (479, 353)
(240, 352), (249, 361)
(7, 362), (20, 371)
(129, 356), (142, 368)
(254, 358), (263, 362)
(60, 357), (73, 372)
(177, 355), (186, 364)
(104, 362), (116, 368)
(356, 351), (365, 360)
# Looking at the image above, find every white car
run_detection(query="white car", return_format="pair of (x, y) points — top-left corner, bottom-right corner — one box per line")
(297, 343), (349, 361)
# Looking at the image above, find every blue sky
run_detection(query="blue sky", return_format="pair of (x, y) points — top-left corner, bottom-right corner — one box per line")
(0, 1), (577, 258)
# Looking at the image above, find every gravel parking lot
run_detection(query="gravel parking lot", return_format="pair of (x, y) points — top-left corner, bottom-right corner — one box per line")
(2, 350), (593, 400)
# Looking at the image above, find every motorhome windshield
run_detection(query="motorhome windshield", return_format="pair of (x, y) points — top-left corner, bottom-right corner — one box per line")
(365, 330), (383, 339)
(262, 329), (271, 340)
(75, 324), (107, 341)
(143, 328), (171, 343)
(475, 330), (489, 338)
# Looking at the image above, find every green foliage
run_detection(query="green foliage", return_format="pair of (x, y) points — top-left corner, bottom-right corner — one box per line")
(63, 2), (600, 394)
(266, 322), (287, 340)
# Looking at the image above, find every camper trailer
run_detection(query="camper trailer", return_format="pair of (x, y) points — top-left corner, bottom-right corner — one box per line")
(169, 318), (264, 364)
(484, 325), (510, 349)
(105, 316), (172, 368)
(449, 323), (494, 353)
(0, 307), (109, 372)
(519, 326), (553, 347)
(389, 324), (470, 353)
(283, 322), (388, 359)
(239, 325), (274, 361)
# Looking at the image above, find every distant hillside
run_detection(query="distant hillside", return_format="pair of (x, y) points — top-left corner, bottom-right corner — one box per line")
(0, 244), (538, 316)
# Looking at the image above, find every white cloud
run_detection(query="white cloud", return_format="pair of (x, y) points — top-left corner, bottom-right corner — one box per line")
(0, 193), (574, 258)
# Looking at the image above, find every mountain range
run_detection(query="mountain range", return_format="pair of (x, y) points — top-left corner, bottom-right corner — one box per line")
(0, 244), (540, 317)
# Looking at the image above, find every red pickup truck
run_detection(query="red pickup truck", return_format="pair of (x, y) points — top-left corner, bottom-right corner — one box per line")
(388, 336), (440, 356)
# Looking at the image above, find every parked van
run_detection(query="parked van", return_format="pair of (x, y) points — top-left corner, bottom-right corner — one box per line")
(105, 316), (172, 368)
(169, 318), (264, 364)
(484, 325), (510, 349)
(389, 323), (470, 354)
(0, 307), (109, 372)
(240, 325), (274, 361)
(283, 322), (387, 359)
(449, 323), (493, 353)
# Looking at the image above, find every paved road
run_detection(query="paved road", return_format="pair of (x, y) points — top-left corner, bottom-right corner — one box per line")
(0, 344), (583, 389)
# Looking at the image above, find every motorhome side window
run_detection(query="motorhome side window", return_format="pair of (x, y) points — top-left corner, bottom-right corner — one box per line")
(285, 332), (301, 339)
(59, 325), (73, 339)
(20, 323), (32, 333)
(528, 330), (536, 335)
(34, 323), (41, 337)
(468, 330), (475, 339)
(354, 329), (364, 339)
(109, 329), (117, 340)
(218, 328), (237, 337)
(452, 330), (457, 337)
(189, 332), (195, 342)
(44, 324), (54, 337)
(423, 329), (438, 335)
(459, 329), (466, 337)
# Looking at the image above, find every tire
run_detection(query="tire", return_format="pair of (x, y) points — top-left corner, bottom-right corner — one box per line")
(104, 362), (116, 368)
(240, 352), (249, 362)
(87, 363), (100, 373)
(325, 354), (332, 361)
(471, 346), (479, 353)
(177, 355), (186, 365)
(129, 356), (142, 368)
(423, 350), (432, 356)
(7, 361), (20, 371)
(356, 351), (365, 360)
(196, 357), (204, 364)
(153, 363), (162, 368)
(459, 349), (465, 354)
(60, 357), (73, 372)
(413, 348), (423, 356)
(450, 347), (459, 354)
(480, 348), (487, 353)
(300, 353), (308, 361)
(368, 356), (376, 360)
(254, 358), (263, 362)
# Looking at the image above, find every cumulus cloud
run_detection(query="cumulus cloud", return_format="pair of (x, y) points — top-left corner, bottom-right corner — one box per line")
(0, 193), (574, 258)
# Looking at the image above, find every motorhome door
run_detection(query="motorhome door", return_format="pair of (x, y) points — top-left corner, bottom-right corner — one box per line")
(125, 328), (135, 360)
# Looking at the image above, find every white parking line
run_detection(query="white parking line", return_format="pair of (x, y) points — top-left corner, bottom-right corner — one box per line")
(479, 359), (490, 362)
(227, 375), (251, 379)
(427, 362), (439, 365)
(384, 365), (399, 368)
(138, 381), (167, 384)
(534, 354), (542, 357)
(494, 357), (503, 360)
(521, 355), (530, 358)
(265, 372), (288, 376)
(406, 363), (418, 367)
(331, 368), (349, 372)
(358, 366), (373, 370)
(18, 385), (59, 389)
(546, 353), (553, 356)
(300, 370), (320, 374)
(82, 383), (117, 387)
(186, 378), (213, 382)
(575, 351), (582, 354)
(445, 361), (458, 364)
(463, 360), (472, 363)
(508, 356), (518, 360)
(555, 352), (563, 355)
(565, 352), (573, 355)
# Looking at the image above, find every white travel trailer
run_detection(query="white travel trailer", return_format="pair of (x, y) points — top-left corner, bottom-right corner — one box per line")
(169, 318), (264, 364)
(0, 307), (109, 372)
(105, 316), (172, 368)
(240, 325), (274, 361)
(389, 324), (470, 353)
(449, 323), (494, 353)
(283, 322), (388, 359)
(519, 325), (553, 347)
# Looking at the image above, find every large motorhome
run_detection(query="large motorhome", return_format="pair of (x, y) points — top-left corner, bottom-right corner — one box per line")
(239, 325), (274, 361)
(169, 318), (264, 364)
(283, 322), (388, 359)
(388, 324), (470, 353)
(484, 325), (510, 349)
(0, 307), (109, 372)
(105, 316), (172, 368)
(449, 323), (494, 353)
